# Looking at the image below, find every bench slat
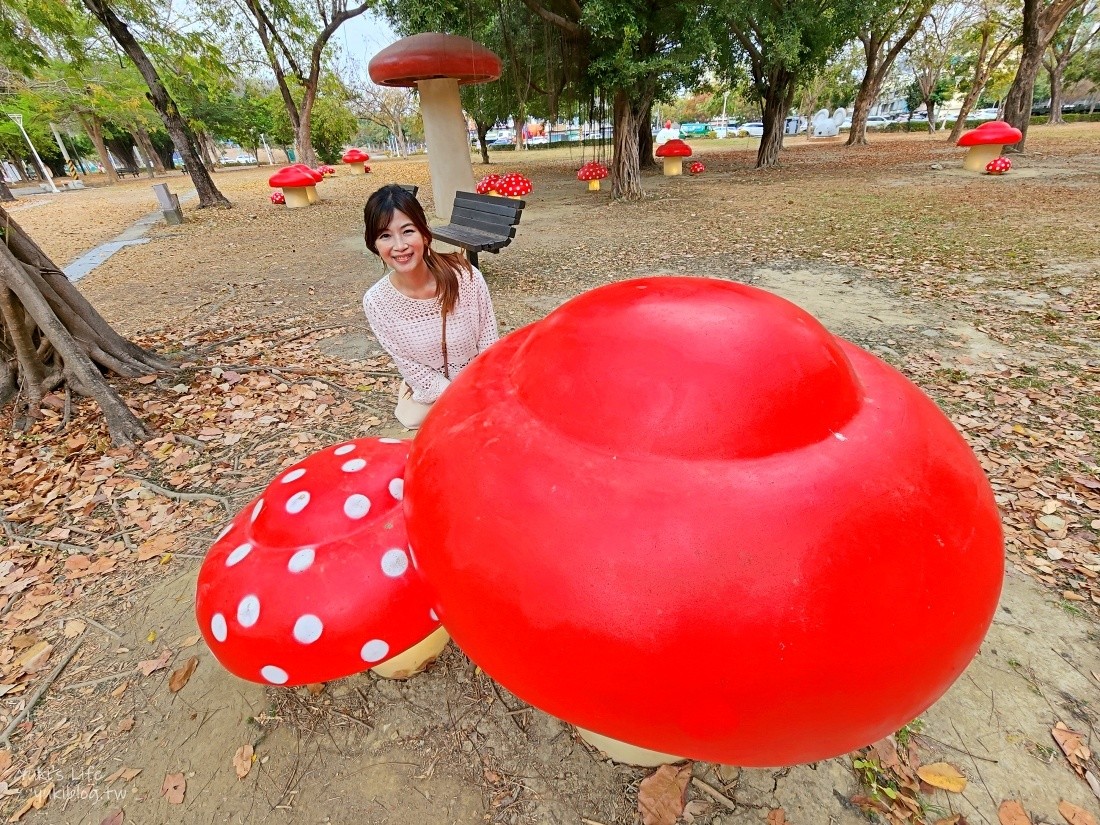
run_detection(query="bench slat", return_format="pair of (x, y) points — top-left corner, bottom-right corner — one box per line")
(445, 213), (519, 238)
(449, 205), (518, 228)
(453, 191), (526, 220)
(433, 225), (513, 252)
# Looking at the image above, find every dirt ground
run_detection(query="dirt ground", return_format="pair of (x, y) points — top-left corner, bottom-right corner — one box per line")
(2, 126), (1099, 825)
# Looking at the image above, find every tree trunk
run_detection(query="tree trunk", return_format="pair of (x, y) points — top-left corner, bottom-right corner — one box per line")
(1047, 56), (1070, 123)
(949, 78), (989, 142)
(611, 89), (643, 201)
(0, 181), (14, 202)
(296, 81), (319, 168)
(757, 74), (793, 168)
(0, 206), (174, 444)
(637, 102), (656, 170)
(135, 126), (166, 174)
(81, 0), (230, 207)
(477, 120), (491, 164)
(79, 114), (119, 183)
(847, 74), (881, 146)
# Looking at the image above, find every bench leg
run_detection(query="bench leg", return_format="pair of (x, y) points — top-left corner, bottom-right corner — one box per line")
(467, 250), (479, 268)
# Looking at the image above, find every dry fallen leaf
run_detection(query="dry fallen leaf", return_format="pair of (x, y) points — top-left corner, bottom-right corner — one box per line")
(306, 682), (325, 695)
(637, 763), (691, 825)
(1059, 801), (1099, 825)
(999, 800), (1033, 825)
(63, 620), (86, 638)
(117, 718), (135, 732)
(1052, 723), (1092, 774)
(7, 782), (53, 822)
(767, 809), (788, 825)
(138, 648), (172, 677)
(178, 634), (201, 648)
(234, 744), (254, 779)
(98, 811), (124, 825)
(918, 762), (968, 793)
(161, 772), (186, 804)
(168, 656), (198, 692)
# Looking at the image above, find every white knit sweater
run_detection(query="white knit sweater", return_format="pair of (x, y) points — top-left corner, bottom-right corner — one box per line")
(363, 267), (499, 404)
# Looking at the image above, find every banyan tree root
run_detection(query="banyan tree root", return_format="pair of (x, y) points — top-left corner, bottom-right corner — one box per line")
(0, 205), (176, 445)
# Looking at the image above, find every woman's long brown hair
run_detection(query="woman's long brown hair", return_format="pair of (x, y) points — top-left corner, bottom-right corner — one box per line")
(363, 185), (473, 316)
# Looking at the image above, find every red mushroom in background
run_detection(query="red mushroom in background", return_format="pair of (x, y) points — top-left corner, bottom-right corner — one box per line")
(289, 163), (323, 204)
(342, 148), (370, 174)
(268, 166), (315, 209)
(654, 139), (692, 176)
(985, 156), (1011, 175)
(577, 161), (608, 191)
(957, 121), (1022, 172)
(403, 276), (1004, 767)
(317, 164), (336, 177)
(270, 191), (286, 205)
(370, 33), (501, 220)
(497, 172), (531, 199)
(476, 173), (503, 195)
(689, 161), (705, 175)
(197, 438), (448, 685)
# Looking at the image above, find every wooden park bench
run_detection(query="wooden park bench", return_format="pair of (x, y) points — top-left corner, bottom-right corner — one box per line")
(432, 191), (524, 268)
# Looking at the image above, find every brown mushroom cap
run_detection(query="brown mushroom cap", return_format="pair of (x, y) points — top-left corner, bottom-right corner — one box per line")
(369, 33), (502, 88)
(655, 139), (692, 158)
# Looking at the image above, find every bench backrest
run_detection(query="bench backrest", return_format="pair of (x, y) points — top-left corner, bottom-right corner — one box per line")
(449, 191), (525, 237)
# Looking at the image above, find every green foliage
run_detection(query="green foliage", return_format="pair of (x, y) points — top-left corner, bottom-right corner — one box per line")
(310, 95), (358, 163)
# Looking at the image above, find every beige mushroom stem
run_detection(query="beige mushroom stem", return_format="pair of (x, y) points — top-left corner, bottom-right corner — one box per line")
(588, 180), (600, 191)
(662, 157), (684, 176)
(962, 144), (1005, 173)
(575, 726), (688, 768)
(370, 626), (450, 679)
(305, 186), (319, 204)
(417, 78), (477, 221)
(282, 187), (311, 209)
(347, 161), (365, 174)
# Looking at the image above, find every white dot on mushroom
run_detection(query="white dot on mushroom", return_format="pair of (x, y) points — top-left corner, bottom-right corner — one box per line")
(288, 547), (315, 573)
(211, 613), (228, 642)
(251, 499), (264, 522)
(261, 665), (288, 685)
(361, 639), (389, 662)
(293, 615), (324, 644)
(281, 468), (306, 484)
(379, 438), (401, 444)
(237, 595), (260, 628)
(286, 491), (311, 514)
(381, 548), (409, 577)
(341, 459), (367, 473)
(388, 478), (404, 500)
(429, 608), (438, 622)
(225, 543), (252, 567)
(344, 494), (371, 519)
(334, 444), (356, 455)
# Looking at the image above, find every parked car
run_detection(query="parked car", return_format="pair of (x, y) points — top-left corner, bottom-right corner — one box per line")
(971, 108), (1000, 121)
(866, 115), (894, 128)
(738, 122), (765, 137)
(489, 136), (514, 147)
(525, 135), (549, 146)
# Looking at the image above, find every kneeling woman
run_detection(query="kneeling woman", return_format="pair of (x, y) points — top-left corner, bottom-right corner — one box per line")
(362, 185), (499, 429)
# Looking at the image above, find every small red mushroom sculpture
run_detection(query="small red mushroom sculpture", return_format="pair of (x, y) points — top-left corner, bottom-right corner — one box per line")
(688, 161), (705, 176)
(476, 173), (502, 195)
(196, 437), (448, 685)
(369, 33), (501, 220)
(985, 156), (1011, 175)
(957, 121), (1022, 172)
(577, 161), (608, 191)
(342, 148), (370, 174)
(403, 276), (1004, 767)
(655, 138), (692, 176)
(270, 191), (286, 205)
(317, 164), (336, 177)
(268, 166), (315, 209)
(497, 172), (531, 199)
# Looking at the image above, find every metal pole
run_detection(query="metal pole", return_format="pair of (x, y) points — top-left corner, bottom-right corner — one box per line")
(8, 114), (59, 193)
(718, 91), (730, 139)
(260, 134), (274, 165)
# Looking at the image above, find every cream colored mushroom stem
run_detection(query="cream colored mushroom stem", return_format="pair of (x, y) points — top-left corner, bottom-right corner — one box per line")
(348, 161), (365, 174)
(417, 78), (477, 221)
(588, 180), (600, 191)
(370, 626), (450, 679)
(282, 187), (311, 208)
(575, 727), (687, 767)
(662, 157), (684, 176)
(963, 144), (1005, 172)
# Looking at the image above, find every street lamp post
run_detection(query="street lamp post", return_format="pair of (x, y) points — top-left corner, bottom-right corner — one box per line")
(718, 91), (731, 139)
(7, 114), (59, 194)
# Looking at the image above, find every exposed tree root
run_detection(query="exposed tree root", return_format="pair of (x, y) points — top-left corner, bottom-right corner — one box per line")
(0, 206), (176, 445)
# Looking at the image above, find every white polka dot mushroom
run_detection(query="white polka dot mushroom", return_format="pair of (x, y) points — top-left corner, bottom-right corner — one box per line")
(195, 437), (448, 686)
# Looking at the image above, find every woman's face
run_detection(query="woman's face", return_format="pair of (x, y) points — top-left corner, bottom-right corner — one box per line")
(374, 209), (428, 276)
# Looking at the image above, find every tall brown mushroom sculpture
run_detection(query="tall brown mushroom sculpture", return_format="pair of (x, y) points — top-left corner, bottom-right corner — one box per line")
(369, 33), (502, 221)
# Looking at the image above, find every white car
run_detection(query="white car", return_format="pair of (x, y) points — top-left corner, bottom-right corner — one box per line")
(865, 116), (894, 129)
(738, 122), (764, 137)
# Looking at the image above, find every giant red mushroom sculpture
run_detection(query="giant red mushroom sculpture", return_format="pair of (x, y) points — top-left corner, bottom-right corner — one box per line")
(342, 148), (370, 174)
(196, 437), (448, 685)
(957, 121), (1022, 172)
(655, 138), (692, 176)
(290, 163), (323, 204)
(268, 166), (315, 209)
(369, 33), (501, 221)
(403, 276), (1004, 767)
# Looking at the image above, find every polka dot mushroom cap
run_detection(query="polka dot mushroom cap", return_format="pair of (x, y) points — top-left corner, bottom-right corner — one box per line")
(196, 437), (442, 687)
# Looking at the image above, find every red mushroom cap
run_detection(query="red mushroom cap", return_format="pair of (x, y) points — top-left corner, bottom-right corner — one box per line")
(270, 191), (285, 204)
(497, 172), (531, 196)
(577, 162), (608, 181)
(268, 166), (316, 188)
(342, 148), (370, 164)
(655, 139), (692, 158)
(369, 33), (502, 87)
(403, 277), (1004, 766)
(985, 157), (1012, 174)
(689, 161), (705, 175)
(476, 173), (503, 194)
(957, 120), (1022, 147)
(196, 437), (441, 686)
(291, 163), (324, 182)
(664, 120), (672, 129)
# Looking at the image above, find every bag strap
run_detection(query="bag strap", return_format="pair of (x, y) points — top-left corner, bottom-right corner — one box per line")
(441, 309), (450, 380)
